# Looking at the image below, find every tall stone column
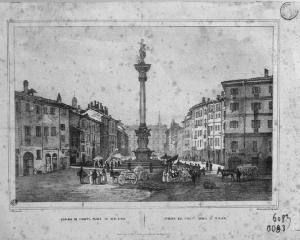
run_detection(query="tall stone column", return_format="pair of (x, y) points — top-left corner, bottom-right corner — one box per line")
(134, 39), (153, 163)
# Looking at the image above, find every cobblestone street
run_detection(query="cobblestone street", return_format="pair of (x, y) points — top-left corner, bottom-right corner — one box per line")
(16, 168), (272, 202)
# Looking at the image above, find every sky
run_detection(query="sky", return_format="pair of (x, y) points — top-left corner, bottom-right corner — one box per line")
(14, 26), (273, 126)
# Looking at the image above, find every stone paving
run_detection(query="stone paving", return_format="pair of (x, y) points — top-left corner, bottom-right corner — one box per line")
(16, 168), (272, 202)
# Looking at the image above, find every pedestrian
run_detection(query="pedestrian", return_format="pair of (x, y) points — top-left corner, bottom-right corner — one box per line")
(102, 168), (107, 184)
(236, 168), (241, 182)
(89, 170), (93, 184)
(206, 161), (209, 171)
(149, 162), (153, 173)
(162, 170), (166, 183)
(166, 170), (170, 182)
(210, 162), (213, 171)
(77, 166), (85, 184)
(191, 171), (196, 185)
(128, 162), (131, 171)
(92, 169), (98, 184)
(106, 162), (109, 172)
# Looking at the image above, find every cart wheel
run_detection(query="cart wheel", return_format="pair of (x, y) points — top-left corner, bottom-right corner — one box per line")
(130, 174), (138, 185)
(118, 175), (125, 186)
(140, 171), (148, 181)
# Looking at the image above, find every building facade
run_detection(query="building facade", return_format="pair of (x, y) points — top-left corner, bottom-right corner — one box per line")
(16, 81), (129, 175)
(15, 80), (71, 176)
(181, 111), (192, 158)
(221, 69), (273, 174)
(182, 93), (226, 164)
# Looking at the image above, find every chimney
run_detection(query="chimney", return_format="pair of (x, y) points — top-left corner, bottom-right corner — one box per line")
(96, 101), (99, 109)
(78, 105), (81, 110)
(23, 80), (29, 94)
(264, 68), (269, 77)
(202, 97), (206, 103)
(100, 103), (103, 112)
(104, 106), (108, 115)
(88, 103), (91, 109)
(94, 100), (97, 107)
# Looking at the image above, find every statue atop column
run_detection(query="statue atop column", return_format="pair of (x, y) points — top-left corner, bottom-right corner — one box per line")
(138, 39), (146, 64)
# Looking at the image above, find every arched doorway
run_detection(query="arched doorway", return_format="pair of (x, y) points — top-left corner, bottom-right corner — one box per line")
(228, 156), (242, 170)
(23, 152), (34, 176)
(266, 156), (272, 175)
(45, 153), (51, 172)
(52, 153), (58, 170)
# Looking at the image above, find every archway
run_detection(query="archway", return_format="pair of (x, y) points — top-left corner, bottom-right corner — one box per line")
(52, 153), (58, 170)
(23, 152), (34, 176)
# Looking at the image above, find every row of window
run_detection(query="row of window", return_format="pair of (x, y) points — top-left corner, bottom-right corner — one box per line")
(229, 120), (272, 129)
(230, 86), (272, 96)
(194, 129), (207, 138)
(208, 137), (221, 147)
(231, 140), (272, 153)
(230, 101), (272, 112)
(194, 103), (223, 118)
(23, 103), (67, 115)
(208, 124), (222, 132)
(24, 124), (66, 137)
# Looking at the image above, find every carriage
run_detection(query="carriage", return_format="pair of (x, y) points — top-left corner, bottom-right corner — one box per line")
(236, 164), (259, 180)
(117, 170), (138, 186)
(116, 166), (149, 186)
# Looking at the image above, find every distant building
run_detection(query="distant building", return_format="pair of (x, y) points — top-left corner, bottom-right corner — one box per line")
(117, 121), (129, 156)
(15, 80), (71, 176)
(221, 69), (273, 174)
(165, 120), (183, 156)
(148, 113), (167, 156)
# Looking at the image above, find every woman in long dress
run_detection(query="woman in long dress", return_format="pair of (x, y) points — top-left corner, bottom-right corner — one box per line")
(97, 170), (102, 184)
(89, 170), (93, 184)
(166, 170), (170, 183)
(102, 168), (107, 184)
(162, 170), (166, 182)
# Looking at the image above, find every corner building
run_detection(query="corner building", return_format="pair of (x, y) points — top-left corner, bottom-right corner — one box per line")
(221, 70), (273, 174)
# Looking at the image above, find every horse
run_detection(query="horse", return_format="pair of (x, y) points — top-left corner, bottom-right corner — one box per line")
(217, 167), (235, 181)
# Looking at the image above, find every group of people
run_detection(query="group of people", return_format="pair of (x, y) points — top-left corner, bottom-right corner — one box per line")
(77, 166), (107, 185)
(205, 161), (213, 171)
(105, 161), (121, 172)
(162, 162), (206, 185)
